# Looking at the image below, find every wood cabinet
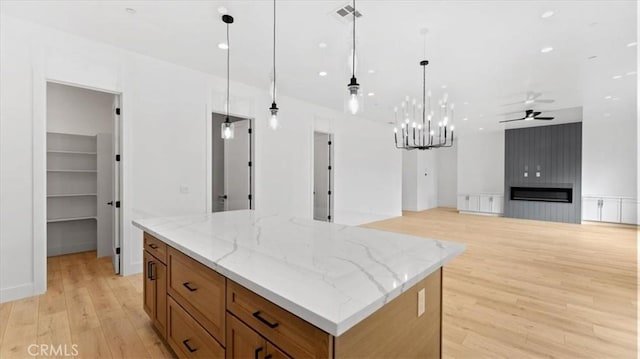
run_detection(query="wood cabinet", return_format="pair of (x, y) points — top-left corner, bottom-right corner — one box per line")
(142, 232), (444, 359)
(143, 249), (167, 337)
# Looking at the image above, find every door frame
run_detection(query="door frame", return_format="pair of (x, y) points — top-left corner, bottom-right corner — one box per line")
(34, 77), (126, 295)
(208, 112), (255, 212)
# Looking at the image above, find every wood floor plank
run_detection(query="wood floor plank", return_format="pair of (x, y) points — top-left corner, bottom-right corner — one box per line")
(0, 296), (39, 358)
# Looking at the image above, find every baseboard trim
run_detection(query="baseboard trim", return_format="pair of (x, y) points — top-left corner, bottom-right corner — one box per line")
(0, 282), (41, 303)
(458, 210), (502, 217)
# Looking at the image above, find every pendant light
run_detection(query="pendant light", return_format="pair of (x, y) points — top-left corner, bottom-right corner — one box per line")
(221, 14), (235, 140)
(347, 0), (360, 115)
(269, 0), (279, 130)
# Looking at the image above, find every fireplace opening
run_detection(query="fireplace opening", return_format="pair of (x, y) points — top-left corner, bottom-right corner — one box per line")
(510, 187), (573, 203)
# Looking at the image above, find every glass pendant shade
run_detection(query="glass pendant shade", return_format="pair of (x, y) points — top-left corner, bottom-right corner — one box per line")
(269, 103), (279, 130)
(221, 121), (235, 139)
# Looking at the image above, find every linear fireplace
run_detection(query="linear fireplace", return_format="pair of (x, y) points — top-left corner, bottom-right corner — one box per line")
(510, 187), (573, 203)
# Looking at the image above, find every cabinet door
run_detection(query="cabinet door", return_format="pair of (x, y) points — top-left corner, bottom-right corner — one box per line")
(468, 195), (480, 212)
(479, 195), (492, 213)
(143, 251), (155, 320)
(491, 196), (504, 214)
(266, 342), (291, 359)
(582, 198), (600, 221)
(226, 314), (266, 359)
(601, 198), (621, 223)
(153, 260), (167, 337)
(457, 195), (468, 211)
(621, 199), (638, 225)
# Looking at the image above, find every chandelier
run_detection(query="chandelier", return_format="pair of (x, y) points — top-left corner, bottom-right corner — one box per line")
(394, 60), (455, 150)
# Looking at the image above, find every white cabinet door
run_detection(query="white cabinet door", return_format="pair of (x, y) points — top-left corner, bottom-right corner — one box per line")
(600, 198), (621, 223)
(479, 195), (492, 213)
(620, 199), (638, 225)
(582, 197), (601, 222)
(468, 195), (480, 212)
(457, 195), (468, 211)
(492, 195), (504, 214)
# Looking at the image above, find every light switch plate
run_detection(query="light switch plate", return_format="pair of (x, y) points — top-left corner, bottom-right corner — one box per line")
(418, 288), (426, 317)
(536, 172), (540, 177)
(524, 172), (528, 177)
(180, 185), (190, 194)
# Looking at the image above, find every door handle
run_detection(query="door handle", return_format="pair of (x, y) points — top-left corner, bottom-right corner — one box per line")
(254, 347), (263, 359)
(218, 195), (228, 200)
(149, 262), (156, 280)
(182, 339), (197, 353)
(107, 201), (113, 206)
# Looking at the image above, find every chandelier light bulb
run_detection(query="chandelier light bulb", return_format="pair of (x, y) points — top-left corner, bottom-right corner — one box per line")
(430, 130), (435, 136)
(412, 122), (417, 128)
(438, 121), (443, 127)
(418, 124), (423, 130)
(401, 123), (406, 129)
(450, 125), (455, 131)
(394, 106), (398, 112)
(405, 118), (410, 124)
(224, 127), (232, 138)
(269, 113), (279, 129)
(394, 127), (398, 133)
(444, 116), (449, 125)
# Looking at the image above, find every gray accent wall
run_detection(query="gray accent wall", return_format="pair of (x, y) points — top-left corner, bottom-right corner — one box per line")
(504, 122), (582, 223)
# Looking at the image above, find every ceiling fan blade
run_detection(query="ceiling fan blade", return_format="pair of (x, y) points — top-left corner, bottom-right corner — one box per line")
(499, 118), (525, 123)
(498, 110), (525, 116)
(535, 99), (555, 103)
(533, 111), (542, 117)
(534, 117), (554, 120)
(501, 101), (526, 106)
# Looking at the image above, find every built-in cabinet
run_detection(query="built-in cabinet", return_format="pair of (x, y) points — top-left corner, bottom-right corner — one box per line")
(582, 196), (638, 225)
(457, 193), (503, 215)
(143, 234), (167, 337)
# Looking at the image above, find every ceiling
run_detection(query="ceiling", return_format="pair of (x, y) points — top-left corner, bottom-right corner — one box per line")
(1, 0), (637, 134)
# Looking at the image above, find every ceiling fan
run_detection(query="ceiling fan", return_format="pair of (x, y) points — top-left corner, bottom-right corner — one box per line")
(502, 92), (555, 106)
(499, 109), (554, 123)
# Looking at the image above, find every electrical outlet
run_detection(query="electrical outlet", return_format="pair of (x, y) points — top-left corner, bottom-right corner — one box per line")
(417, 288), (426, 317)
(180, 185), (189, 194)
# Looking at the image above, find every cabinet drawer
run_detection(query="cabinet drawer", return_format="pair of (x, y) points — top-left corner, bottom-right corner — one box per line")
(167, 297), (224, 359)
(168, 248), (226, 344)
(226, 280), (331, 358)
(144, 233), (167, 264)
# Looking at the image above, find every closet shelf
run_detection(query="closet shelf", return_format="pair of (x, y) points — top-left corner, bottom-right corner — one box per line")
(47, 150), (97, 155)
(47, 216), (97, 223)
(47, 169), (97, 173)
(47, 193), (97, 198)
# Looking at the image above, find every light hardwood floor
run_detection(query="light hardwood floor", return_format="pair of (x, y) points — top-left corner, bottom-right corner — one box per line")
(0, 208), (636, 358)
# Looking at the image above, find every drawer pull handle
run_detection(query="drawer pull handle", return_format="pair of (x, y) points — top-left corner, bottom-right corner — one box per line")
(182, 282), (198, 292)
(148, 243), (159, 249)
(254, 347), (263, 359)
(253, 311), (279, 329)
(182, 339), (197, 353)
(265, 355), (272, 359)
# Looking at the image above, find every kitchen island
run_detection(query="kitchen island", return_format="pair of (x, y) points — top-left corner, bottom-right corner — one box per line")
(133, 210), (464, 358)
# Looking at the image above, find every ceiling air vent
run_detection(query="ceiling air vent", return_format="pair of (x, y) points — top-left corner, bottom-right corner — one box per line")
(331, 3), (362, 23)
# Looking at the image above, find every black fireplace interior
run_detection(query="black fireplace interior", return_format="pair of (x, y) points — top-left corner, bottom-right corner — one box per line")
(510, 187), (573, 203)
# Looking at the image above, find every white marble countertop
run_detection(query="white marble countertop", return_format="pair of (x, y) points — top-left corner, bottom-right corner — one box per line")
(132, 210), (464, 336)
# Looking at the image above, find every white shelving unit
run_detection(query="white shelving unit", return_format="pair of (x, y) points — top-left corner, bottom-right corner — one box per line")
(47, 132), (98, 256)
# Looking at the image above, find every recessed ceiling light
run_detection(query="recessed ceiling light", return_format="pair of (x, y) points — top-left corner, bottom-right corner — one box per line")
(463, 117), (468, 121)
(318, 42), (327, 48)
(540, 47), (554, 53)
(612, 75), (622, 80)
(217, 6), (228, 14)
(627, 71), (637, 76)
(604, 113), (611, 117)
(125, 7), (136, 14)
(604, 95), (612, 99)
(541, 10), (554, 18)
(479, 114), (484, 118)
(587, 55), (598, 60)
(367, 92), (375, 96)
(441, 85), (447, 89)
(479, 127), (484, 131)
(627, 42), (638, 47)
(218, 43), (229, 50)
(612, 97), (620, 101)
(368, 69), (375, 74)
(318, 71), (327, 77)
(463, 102), (469, 105)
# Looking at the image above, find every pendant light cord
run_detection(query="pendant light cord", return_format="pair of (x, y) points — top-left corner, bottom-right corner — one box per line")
(352, 0), (356, 78)
(273, 0), (277, 104)
(226, 20), (230, 120)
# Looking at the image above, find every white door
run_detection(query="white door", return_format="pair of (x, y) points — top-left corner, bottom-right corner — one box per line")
(601, 198), (621, 223)
(582, 197), (601, 222)
(457, 195), (468, 211)
(479, 195), (492, 213)
(314, 133), (331, 221)
(111, 96), (121, 274)
(96, 133), (113, 258)
(621, 199), (638, 225)
(492, 195), (504, 214)
(468, 195), (480, 212)
(224, 120), (251, 211)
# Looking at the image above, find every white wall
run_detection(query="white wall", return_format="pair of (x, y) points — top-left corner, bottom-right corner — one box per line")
(0, 15), (401, 303)
(457, 130), (506, 195)
(47, 82), (114, 136)
(402, 151), (418, 211)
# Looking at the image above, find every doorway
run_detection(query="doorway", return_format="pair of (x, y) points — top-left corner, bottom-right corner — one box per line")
(313, 132), (334, 222)
(212, 113), (254, 212)
(45, 82), (121, 274)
